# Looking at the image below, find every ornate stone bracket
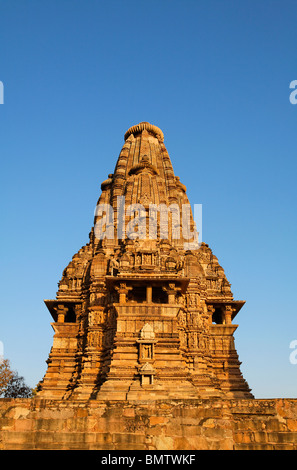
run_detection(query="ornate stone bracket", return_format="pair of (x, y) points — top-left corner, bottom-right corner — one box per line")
(162, 282), (181, 303)
(54, 304), (69, 323)
(114, 282), (133, 303)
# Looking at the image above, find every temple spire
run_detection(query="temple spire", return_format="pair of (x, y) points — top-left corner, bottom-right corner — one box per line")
(95, 121), (196, 249)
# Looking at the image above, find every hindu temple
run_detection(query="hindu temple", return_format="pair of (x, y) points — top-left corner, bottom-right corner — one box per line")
(37, 121), (252, 401)
(1, 122), (296, 451)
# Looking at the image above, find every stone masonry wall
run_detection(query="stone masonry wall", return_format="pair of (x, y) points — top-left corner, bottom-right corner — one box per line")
(0, 398), (297, 450)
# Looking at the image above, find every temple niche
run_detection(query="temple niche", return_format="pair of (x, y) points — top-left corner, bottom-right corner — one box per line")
(37, 122), (252, 400)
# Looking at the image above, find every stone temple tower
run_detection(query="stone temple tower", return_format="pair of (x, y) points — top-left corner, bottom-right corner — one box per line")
(38, 122), (253, 400)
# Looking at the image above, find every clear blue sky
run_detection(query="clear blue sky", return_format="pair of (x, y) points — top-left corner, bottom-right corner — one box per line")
(1, 0), (297, 398)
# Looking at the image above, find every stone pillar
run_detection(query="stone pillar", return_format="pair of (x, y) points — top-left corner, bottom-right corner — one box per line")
(207, 305), (215, 325)
(162, 283), (181, 304)
(146, 286), (152, 303)
(115, 283), (132, 304)
(224, 305), (234, 324)
(55, 304), (68, 323)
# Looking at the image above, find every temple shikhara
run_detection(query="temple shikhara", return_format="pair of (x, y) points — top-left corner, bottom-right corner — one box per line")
(37, 121), (252, 401)
(2, 122), (297, 450)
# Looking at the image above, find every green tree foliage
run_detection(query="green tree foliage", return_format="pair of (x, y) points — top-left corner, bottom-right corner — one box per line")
(0, 359), (13, 396)
(0, 359), (33, 398)
(4, 372), (33, 398)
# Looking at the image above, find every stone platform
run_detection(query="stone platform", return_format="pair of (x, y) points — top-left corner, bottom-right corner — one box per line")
(1, 398), (297, 450)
